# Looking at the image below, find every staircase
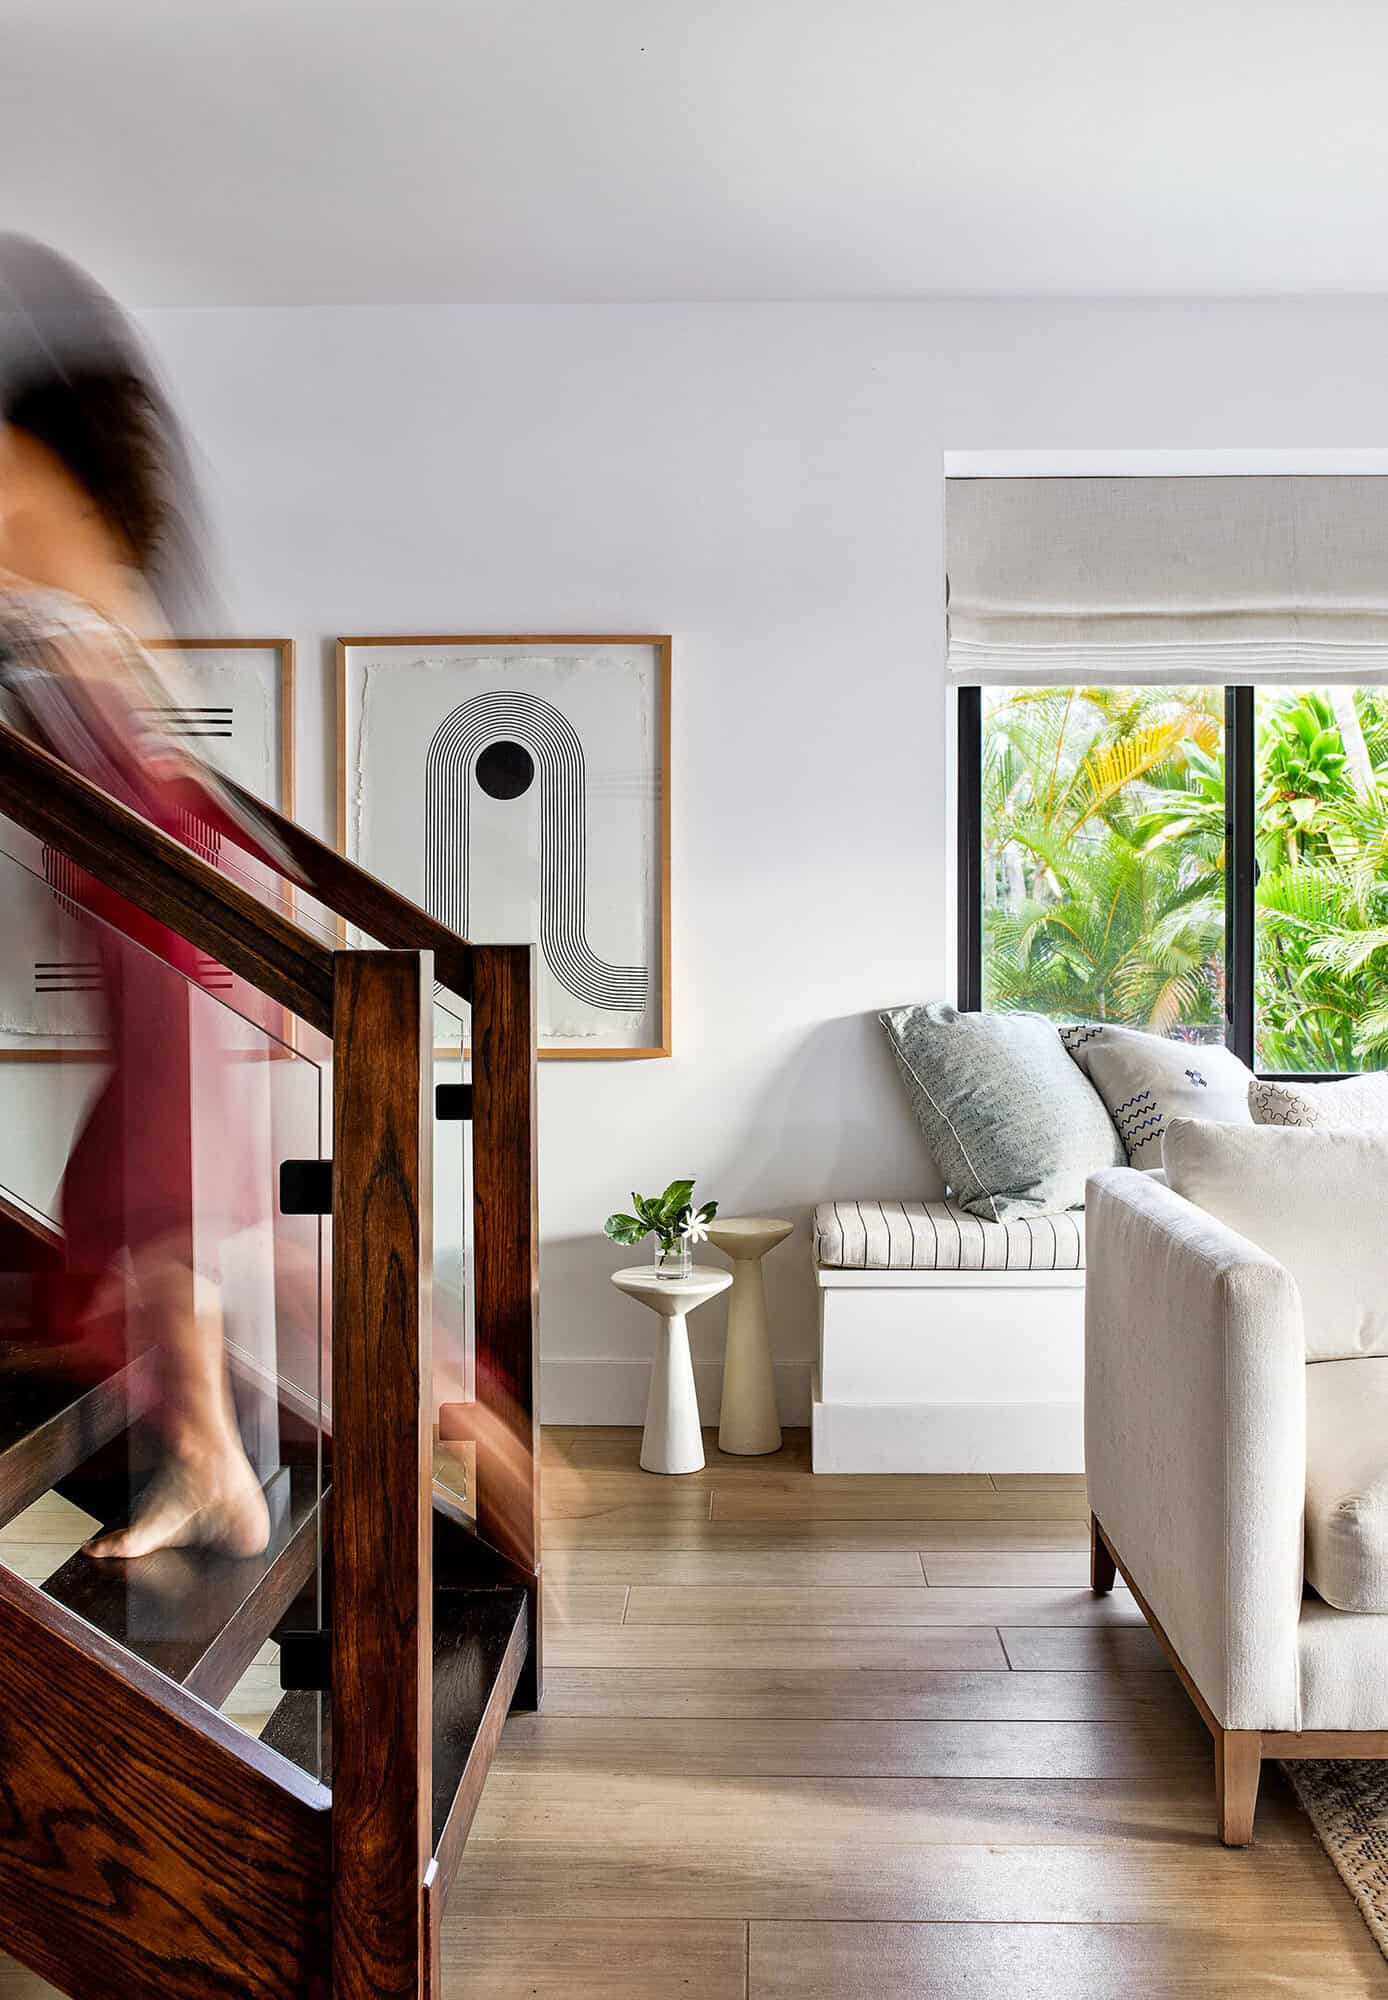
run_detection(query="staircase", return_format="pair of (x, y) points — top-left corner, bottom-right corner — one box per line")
(0, 721), (541, 2000)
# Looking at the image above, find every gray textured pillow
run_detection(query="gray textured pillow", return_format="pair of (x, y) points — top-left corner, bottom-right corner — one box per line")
(1060, 1023), (1251, 1169)
(1249, 1073), (1388, 1129)
(879, 1003), (1123, 1221)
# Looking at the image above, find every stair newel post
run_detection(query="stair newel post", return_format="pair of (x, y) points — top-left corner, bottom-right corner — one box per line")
(331, 949), (435, 2000)
(471, 941), (543, 1708)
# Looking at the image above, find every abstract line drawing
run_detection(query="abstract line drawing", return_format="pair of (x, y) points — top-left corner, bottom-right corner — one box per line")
(340, 634), (670, 1059)
(33, 960), (102, 994)
(423, 689), (648, 1012)
(137, 704), (235, 739)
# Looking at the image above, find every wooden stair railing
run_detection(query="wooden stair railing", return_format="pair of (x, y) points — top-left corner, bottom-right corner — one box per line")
(0, 719), (541, 2000)
(220, 773), (476, 1002)
(0, 722), (336, 1033)
(0, 1563), (333, 2000)
(218, 775), (542, 1694)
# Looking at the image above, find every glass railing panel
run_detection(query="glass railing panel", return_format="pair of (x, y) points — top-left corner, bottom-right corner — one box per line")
(196, 837), (360, 954)
(0, 824), (326, 1781)
(207, 834), (470, 1027)
(432, 992), (474, 1517)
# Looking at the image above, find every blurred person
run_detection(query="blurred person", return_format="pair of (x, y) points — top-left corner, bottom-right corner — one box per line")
(0, 236), (293, 1559)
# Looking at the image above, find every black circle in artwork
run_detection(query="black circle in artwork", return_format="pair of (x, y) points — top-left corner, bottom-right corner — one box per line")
(475, 740), (535, 800)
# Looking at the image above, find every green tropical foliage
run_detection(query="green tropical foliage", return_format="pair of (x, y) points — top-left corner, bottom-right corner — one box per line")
(981, 685), (1388, 1073)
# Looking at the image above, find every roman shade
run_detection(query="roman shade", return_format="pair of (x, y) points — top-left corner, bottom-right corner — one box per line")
(946, 475), (1388, 684)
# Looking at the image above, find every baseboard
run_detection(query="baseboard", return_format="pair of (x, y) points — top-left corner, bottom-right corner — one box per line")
(811, 1387), (1084, 1473)
(540, 1362), (1082, 1471)
(542, 1357), (813, 1427)
(540, 1352), (816, 1432)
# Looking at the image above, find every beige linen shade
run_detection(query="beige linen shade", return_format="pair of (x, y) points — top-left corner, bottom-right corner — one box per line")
(946, 474), (1388, 684)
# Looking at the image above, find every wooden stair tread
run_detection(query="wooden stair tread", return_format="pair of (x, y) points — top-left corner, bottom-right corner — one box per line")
(0, 1355), (158, 1531)
(260, 1585), (527, 1883)
(41, 1463), (322, 1705)
(430, 1585), (529, 1860)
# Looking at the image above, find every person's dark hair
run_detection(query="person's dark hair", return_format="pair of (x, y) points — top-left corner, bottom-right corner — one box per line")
(0, 234), (210, 623)
(4, 367), (171, 571)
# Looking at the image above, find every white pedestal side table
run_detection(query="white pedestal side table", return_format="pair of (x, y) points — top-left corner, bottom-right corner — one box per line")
(706, 1216), (794, 1455)
(611, 1264), (733, 1475)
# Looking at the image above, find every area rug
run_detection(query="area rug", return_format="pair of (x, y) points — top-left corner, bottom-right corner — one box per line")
(1285, 1760), (1388, 1959)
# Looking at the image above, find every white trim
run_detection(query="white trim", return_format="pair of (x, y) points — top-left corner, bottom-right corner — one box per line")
(811, 1385), (1084, 1475)
(541, 1356), (812, 1427)
(815, 1264), (1084, 1291)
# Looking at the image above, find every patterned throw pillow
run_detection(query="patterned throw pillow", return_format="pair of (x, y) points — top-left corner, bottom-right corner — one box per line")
(1249, 1073), (1388, 1129)
(1060, 1022), (1252, 1169)
(879, 1003), (1123, 1221)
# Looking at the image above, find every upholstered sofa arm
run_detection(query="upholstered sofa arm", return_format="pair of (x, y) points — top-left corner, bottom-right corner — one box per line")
(1084, 1167), (1306, 1732)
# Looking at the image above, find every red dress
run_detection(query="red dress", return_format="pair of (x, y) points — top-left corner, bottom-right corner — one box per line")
(0, 590), (292, 1372)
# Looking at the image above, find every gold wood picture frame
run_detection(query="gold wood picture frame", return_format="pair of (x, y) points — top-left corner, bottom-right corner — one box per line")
(337, 634), (672, 1061)
(149, 637), (297, 818)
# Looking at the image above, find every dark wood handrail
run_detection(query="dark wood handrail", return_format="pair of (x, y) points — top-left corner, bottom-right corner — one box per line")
(222, 778), (474, 1002)
(0, 1186), (62, 1257)
(0, 720), (335, 1035)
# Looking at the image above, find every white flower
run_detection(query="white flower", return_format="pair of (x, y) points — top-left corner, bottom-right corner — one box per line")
(682, 1217), (711, 1246)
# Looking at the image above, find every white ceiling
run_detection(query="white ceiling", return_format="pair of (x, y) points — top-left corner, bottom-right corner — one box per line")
(4, 0), (1387, 305)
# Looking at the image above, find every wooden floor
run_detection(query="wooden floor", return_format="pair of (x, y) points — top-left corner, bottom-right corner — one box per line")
(452, 1427), (1386, 1999)
(1, 1428), (1384, 1996)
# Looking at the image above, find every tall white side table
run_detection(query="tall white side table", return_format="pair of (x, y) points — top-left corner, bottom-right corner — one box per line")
(706, 1216), (794, 1455)
(611, 1264), (733, 1475)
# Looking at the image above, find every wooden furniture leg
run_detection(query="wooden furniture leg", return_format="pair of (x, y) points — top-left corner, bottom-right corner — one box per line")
(1215, 1728), (1262, 1847)
(1090, 1514), (1117, 1594)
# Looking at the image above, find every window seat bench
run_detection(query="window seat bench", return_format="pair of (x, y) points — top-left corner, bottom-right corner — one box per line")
(810, 1199), (1086, 1474)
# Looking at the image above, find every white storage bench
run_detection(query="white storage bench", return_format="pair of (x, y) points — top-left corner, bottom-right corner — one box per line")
(811, 1199), (1086, 1474)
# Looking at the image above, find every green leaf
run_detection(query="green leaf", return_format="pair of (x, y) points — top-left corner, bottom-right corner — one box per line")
(604, 1213), (648, 1245)
(658, 1178), (696, 1219)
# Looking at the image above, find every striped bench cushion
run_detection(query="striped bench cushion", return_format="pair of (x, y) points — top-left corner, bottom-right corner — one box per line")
(813, 1199), (1085, 1272)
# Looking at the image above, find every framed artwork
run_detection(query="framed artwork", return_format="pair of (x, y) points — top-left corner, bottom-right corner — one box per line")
(0, 639), (295, 1061)
(337, 634), (671, 1059)
(148, 638), (296, 816)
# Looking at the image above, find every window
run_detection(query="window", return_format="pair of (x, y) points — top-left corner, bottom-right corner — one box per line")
(959, 683), (1388, 1077)
(1254, 687), (1388, 1074)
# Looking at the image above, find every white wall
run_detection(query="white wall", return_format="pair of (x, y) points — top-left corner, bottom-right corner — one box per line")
(129, 298), (1388, 1421)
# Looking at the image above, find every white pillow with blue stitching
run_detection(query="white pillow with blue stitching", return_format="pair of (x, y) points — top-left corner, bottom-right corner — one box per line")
(1060, 1022), (1252, 1170)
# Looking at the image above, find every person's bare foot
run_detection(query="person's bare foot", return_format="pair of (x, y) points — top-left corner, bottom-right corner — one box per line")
(84, 1449), (271, 1561)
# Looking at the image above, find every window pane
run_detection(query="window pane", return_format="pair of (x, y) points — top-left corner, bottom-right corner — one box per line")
(980, 686), (1227, 1040)
(1254, 686), (1388, 1074)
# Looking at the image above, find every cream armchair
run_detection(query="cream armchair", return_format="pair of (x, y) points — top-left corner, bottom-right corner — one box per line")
(1085, 1162), (1388, 1846)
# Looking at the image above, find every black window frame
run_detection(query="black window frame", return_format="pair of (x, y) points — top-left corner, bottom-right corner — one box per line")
(957, 682), (1352, 1081)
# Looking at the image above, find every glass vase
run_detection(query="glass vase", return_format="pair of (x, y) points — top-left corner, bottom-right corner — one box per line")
(653, 1237), (692, 1281)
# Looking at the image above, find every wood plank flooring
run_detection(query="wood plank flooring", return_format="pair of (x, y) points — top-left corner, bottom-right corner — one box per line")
(0, 1427), (1381, 1996)
(454, 1427), (1386, 1998)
